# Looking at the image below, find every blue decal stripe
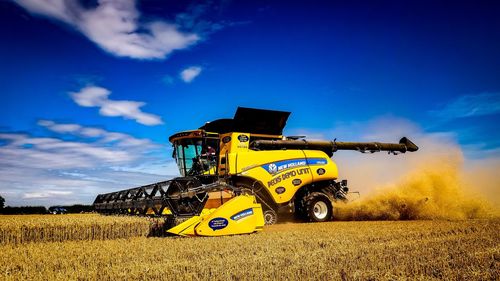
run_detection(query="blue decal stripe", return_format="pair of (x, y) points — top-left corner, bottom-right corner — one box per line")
(262, 158), (307, 174)
(231, 208), (254, 221)
(306, 158), (328, 165)
(261, 158), (328, 174)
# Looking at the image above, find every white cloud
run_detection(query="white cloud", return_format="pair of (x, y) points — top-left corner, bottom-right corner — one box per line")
(80, 127), (107, 138)
(38, 120), (157, 148)
(70, 85), (109, 107)
(0, 121), (179, 206)
(23, 190), (73, 199)
(37, 120), (81, 134)
(13, 0), (200, 59)
(180, 66), (202, 83)
(70, 86), (163, 126)
(430, 92), (500, 120)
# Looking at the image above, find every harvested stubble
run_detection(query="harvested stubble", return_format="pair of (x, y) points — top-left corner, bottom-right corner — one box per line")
(0, 214), (150, 244)
(1, 219), (498, 280)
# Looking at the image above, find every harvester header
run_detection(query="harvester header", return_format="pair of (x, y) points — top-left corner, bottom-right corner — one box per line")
(93, 107), (418, 237)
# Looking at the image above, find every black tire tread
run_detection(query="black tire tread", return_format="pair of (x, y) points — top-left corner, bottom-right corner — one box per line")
(303, 192), (334, 222)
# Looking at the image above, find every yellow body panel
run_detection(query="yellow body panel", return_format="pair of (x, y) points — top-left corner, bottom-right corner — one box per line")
(167, 195), (264, 237)
(218, 132), (339, 204)
(166, 209), (217, 236)
(239, 150), (338, 203)
(195, 195), (264, 236)
(203, 166), (217, 175)
(166, 215), (203, 236)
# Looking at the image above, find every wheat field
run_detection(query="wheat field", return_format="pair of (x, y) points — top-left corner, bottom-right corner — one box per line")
(0, 216), (498, 280)
(0, 214), (150, 245)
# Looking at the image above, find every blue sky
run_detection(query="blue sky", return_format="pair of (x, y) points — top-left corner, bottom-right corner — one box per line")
(1, 0), (499, 206)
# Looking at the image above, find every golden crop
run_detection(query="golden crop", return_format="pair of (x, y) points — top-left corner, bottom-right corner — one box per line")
(0, 214), (150, 245)
(0, 217), (498, 280)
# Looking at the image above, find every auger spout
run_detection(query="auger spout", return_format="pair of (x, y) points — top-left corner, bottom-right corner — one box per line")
(250, 137), (418, 156)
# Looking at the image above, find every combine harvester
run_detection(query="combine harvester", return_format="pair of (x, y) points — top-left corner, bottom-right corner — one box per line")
(93, 107), (418, 236)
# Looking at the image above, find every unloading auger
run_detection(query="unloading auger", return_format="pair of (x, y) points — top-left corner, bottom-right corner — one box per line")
(93, 107), (418, 236)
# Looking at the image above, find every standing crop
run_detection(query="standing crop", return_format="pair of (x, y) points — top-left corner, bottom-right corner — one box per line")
(0, 214), (150, 245)
(0, 218), (498, 280)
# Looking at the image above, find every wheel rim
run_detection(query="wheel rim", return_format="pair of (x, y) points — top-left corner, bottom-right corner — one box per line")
(313, 201), (328, 220)
(263, 210), (277, 225)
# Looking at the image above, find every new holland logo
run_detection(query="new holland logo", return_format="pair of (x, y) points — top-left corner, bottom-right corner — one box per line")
(268, 163), (277, 173)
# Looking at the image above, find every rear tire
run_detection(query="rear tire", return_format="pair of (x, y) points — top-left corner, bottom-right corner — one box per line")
(304, 192), (333, 222)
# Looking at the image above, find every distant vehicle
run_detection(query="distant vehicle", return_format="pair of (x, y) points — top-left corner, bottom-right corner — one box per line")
(48, 207), (67, 214)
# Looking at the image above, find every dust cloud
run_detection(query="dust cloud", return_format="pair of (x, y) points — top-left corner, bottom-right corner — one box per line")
(323, 117), (499, 220)
(334, 156), (495, 220)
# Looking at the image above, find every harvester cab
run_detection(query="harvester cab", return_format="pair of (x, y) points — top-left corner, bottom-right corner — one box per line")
(93, 107), (418, 237)
(168, 130), (219, 178)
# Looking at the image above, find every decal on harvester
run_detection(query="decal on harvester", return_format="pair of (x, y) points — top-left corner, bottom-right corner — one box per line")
(268, 167), (310, 187)
(231, 208), (254, 221)
(307, 158), (328, 165)
(262, 159), (306, 174)
(275, 187), (286, 194)
(268, 163), (278, 173)
(237, 134), (249, 142)
(262, 158), (327, 175)
(208, 218), (228, 230)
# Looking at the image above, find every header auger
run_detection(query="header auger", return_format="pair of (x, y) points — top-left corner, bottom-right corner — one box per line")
(93, 107), (418, 237)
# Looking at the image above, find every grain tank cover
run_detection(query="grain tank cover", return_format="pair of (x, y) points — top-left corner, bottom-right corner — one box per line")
(200, 107), (291, 135)
(234, 107), (290, 135)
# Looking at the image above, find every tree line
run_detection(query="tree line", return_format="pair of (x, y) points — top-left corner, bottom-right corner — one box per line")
(0, 195), (93, 214)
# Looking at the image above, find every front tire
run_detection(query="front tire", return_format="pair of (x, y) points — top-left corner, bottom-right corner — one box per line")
(304, 192), (333, 222)
(263, 209), (278, 225)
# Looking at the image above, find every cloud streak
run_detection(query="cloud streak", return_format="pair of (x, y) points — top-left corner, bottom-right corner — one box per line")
(70, 86), (163, 126)
(13, 0), (200, 59)
(24, 190), (73, 199)
(180, 66), (202, 83)
(431, 92), (500, 120)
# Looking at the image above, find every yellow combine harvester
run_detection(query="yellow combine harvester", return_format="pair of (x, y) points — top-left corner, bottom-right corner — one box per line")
(93, 107), (418, 236)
